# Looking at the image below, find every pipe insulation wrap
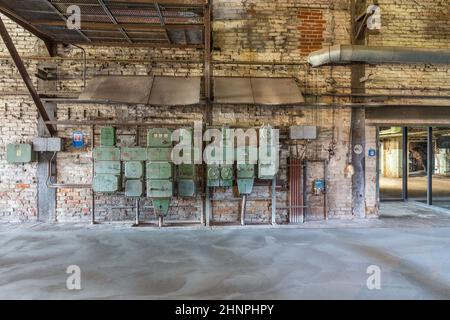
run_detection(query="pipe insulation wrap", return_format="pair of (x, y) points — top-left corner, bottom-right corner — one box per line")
(308, 45), (450, 67)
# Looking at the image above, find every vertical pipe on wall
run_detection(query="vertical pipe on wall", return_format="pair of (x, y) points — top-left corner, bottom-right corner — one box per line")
(271, 177), (277, 225)
(135, 198), (140, 226)
(240, 195), (246, 226)
(427, 127), (433, 206)
(402, 127), (409, 201)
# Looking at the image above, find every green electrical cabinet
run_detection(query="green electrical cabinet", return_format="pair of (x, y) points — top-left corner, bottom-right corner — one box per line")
(178, 179), (196, 198)
(100, 127), (116, 147)
(146, 162), (172, 180)
(146, 128), (174, 218)
(207, 165), (221, 187)
(237, 164), (255, 195)
(95, 161), (121, 175)
(6, 144), (36, 163)
(147, 148), (172, 162)
(93, 174), (121, 193)
(220, 165), (234, 187)
(121, 147), (147, 161)
(125, 161), (144, 179)
(178, 164), (196, 179)
(93, 147), (120, 161)
(147, 128), (173, 147)
(125, 180), (143, 198)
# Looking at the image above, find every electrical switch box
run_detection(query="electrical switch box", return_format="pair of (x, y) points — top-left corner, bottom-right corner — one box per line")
(178, 179), (196, 198)
(100, 127), (116, 146)
(237, 179), (254, 195)
(147, 180), (173, 198)
(258, 162), (278, 180)
(237, 164), (255, 179)
(95, 161), (121, 175)
(124, 161), (144, 179)
(220, 165), (234, 187)
(121, 147), (147, 161)
(147, 128), (173, 147)
(146, 162), (172, 180)
(6, 144), (36, 163)
(207, 165), (221, 187)
(93, 147), (120, 161)
(177, 164), (196, 179)
(125, 180), (143, 198)
(147, 147), (173, 162)
(93, 174), (121, 193)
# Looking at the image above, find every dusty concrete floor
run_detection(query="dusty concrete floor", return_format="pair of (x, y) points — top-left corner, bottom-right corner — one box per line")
(1, 202), (450, 300)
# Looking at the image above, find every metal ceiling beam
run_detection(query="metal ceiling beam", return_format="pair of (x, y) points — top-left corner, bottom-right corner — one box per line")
(97, 0), (133, 43)
(31, 20), (204, 31)
(0, 16), (56, 136)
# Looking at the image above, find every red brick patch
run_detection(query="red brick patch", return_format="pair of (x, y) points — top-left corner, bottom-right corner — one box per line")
(298, 9), (326, 56)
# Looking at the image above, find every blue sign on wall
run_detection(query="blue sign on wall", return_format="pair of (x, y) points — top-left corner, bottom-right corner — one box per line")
(368, 149), (377, 157)
(72, 131), (85, 149)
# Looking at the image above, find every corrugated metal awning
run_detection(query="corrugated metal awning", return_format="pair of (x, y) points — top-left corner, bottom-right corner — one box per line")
(214, 77), (305, 105)
(79, 76), (201, 105)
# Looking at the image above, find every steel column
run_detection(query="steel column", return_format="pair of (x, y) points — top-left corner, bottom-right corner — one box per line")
(0, 16), (56, 136)
(402, 127), (409, 201)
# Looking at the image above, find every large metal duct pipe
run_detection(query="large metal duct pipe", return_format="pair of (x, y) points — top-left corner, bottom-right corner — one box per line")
(308, 45), (450, 67)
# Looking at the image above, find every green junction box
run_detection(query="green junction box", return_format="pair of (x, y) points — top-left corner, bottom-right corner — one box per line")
(147, 128), (173, 147)
(147, 180), (173, 198)
(125, 180), (143, 198)
(6, 144), (36, 163)
(125, 161), (144, 179)
(121, 147), (147, 161)
(146, 162), (172, 180)
(93, 147), (120, 161)
(93, 174), (121, 193)
(147, 148), (173, 162)
(178, 179), (196, 198)
(95, 161), (121, 175)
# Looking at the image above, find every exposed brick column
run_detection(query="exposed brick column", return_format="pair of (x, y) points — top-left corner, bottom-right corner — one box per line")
(298, 9), (326, 56)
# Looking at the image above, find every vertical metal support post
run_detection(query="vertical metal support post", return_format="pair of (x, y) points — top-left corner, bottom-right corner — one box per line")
(240, 195), (246, 226)
(205, 186), (211, 227)
(271, 178), (277, 225)
(91, 125), (96, 224)
(135, 198), (140, 226)
(427, 127), (433, 206)
(402, 127), (409, 201)
(351, 0), (367, 218)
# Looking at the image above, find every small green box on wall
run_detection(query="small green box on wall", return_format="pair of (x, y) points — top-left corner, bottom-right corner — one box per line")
(100, 127), (116, 146)
(6, 144), (36, 163)
(125, 161), (144, 179)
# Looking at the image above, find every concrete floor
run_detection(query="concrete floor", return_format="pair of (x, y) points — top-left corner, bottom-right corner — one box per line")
(1, 202), (450, 300)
